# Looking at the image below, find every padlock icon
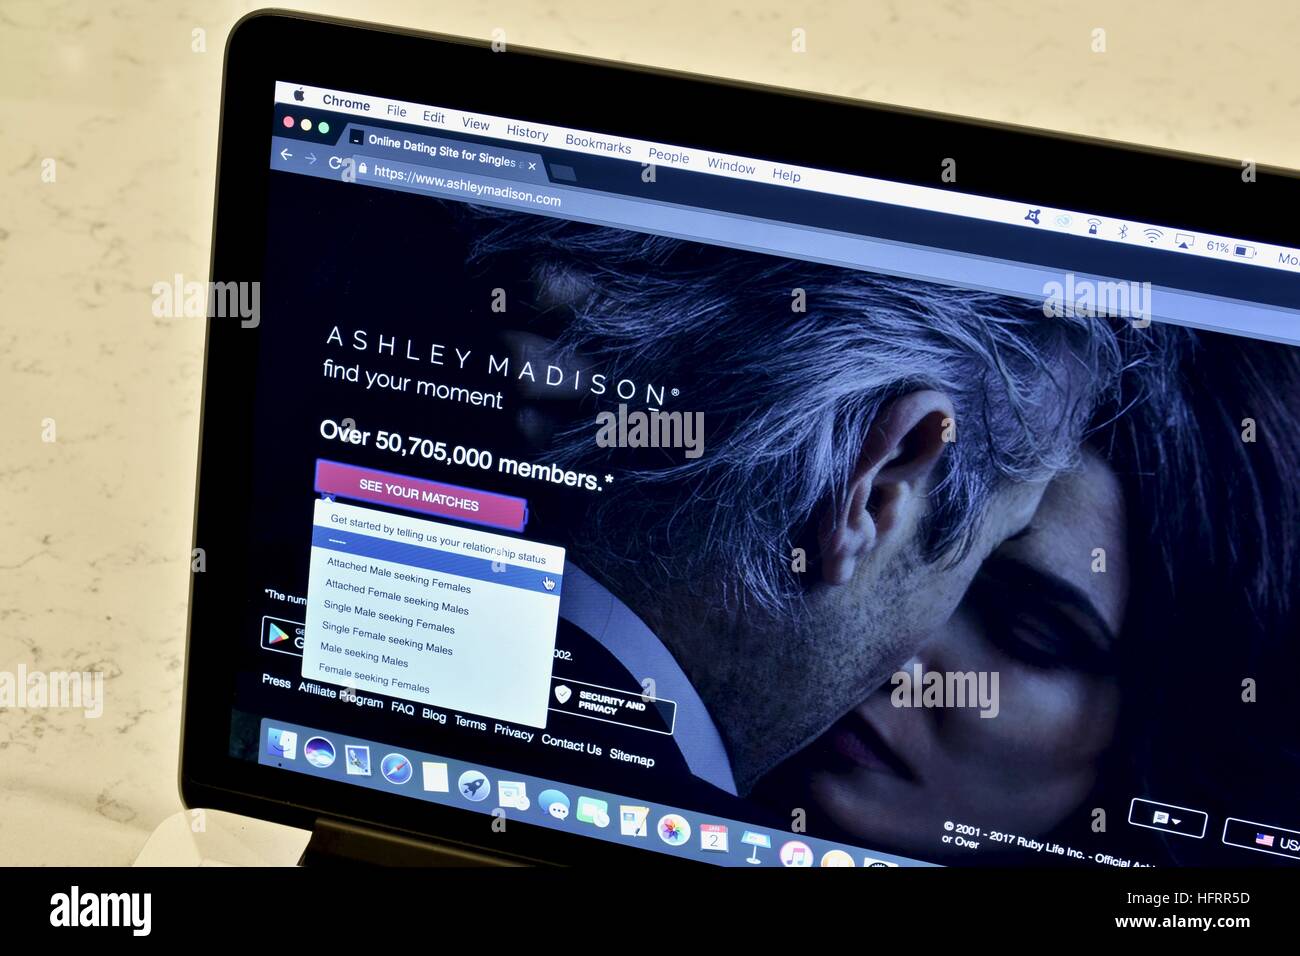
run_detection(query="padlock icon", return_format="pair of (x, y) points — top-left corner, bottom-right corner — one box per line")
(358, 161), (367, 175)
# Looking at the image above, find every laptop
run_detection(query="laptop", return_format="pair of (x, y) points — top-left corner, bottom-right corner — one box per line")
(180, 10), (1300, 867)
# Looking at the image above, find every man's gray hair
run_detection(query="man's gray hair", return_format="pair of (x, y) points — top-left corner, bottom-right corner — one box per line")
(468, 214), (1136, 617)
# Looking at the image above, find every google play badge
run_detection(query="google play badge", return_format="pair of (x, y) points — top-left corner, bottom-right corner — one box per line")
(261, 617), (303, 656)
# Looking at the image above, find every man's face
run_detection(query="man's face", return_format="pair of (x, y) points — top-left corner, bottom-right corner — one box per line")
(673, 474), (1049, 796)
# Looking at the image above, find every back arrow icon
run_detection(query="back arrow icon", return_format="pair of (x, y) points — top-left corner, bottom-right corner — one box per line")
(306, 153), (317, 165)
(279, 148), (292, 161)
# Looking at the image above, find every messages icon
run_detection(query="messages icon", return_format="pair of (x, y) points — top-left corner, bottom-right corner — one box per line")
(619, 805), (650, 838)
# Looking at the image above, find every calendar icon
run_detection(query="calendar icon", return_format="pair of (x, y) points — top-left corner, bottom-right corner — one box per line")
(700, 823), (729, 852)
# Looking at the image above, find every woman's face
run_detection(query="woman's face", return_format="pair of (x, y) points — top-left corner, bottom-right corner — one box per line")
(767, 449), (1129, 857)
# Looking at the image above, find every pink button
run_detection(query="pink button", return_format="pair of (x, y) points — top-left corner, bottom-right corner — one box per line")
(314, 459), (528, 531)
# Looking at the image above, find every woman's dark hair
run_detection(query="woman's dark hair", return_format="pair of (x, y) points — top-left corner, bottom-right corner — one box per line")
(1063, 324), (1300, 864)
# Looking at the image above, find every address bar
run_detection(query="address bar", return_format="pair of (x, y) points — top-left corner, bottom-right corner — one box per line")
(332, 147), (1300, 347)
(355, 156), (564, 210)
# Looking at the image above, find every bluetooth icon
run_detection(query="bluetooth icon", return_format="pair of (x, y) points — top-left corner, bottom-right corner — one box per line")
(1118, 224), (1129, 239)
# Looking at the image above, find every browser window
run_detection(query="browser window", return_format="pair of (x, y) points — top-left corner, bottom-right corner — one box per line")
(235, 80), (1300, 867)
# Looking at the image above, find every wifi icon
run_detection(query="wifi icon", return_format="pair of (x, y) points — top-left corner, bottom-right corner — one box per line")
(1142, 228), (1164, 243)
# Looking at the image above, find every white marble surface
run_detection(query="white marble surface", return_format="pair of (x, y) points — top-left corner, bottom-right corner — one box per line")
(0, 0), (1296, 865)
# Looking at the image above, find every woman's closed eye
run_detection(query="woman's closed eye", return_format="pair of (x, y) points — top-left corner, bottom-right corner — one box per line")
(965, 552), (1119, 674)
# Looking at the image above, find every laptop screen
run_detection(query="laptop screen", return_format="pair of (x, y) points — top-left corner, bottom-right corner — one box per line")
(230, 78), (1300, 867)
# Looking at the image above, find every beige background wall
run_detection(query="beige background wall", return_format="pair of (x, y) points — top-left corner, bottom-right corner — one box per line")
(1, 0), (1296, 864)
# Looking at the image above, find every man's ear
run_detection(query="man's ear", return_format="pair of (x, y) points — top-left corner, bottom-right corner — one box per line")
(818, 390), (956, 585)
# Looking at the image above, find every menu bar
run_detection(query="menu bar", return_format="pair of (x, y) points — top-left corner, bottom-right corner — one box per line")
(274, 81), (1300, 276)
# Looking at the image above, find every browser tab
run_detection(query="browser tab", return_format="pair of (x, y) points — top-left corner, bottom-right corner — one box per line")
(345, 125), (549, 184)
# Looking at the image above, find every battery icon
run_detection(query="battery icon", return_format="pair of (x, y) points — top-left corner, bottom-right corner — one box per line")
(1233, 244), (1257, 259)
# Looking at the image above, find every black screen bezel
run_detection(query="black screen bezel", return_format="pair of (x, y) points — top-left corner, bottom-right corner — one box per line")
(181, 8), (1300, 866)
